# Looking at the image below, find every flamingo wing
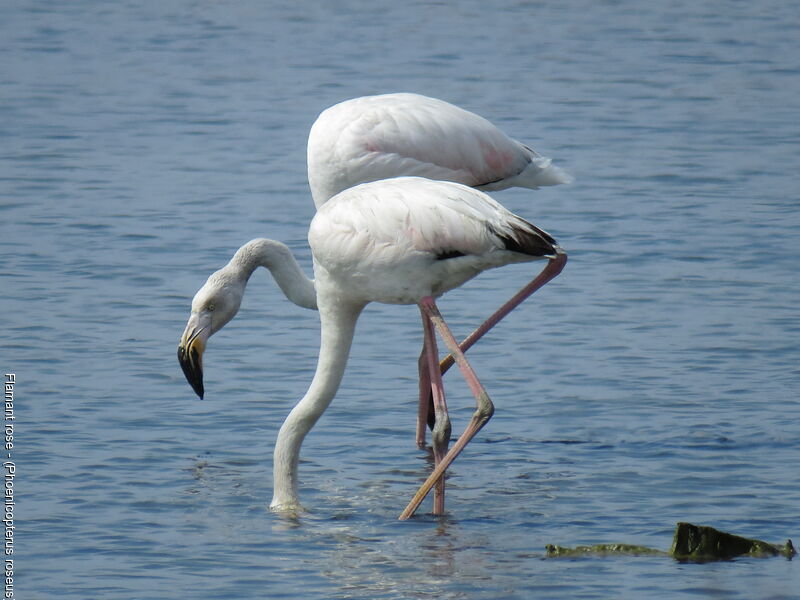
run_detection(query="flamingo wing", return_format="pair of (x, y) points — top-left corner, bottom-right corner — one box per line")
(309, 177), (558, 303)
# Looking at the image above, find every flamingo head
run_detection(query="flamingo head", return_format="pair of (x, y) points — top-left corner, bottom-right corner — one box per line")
(177, 267), (245, 399)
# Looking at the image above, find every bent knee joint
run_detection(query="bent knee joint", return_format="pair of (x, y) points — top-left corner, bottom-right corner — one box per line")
(474, 393), (494, 424)
(432, 417), (452, 447)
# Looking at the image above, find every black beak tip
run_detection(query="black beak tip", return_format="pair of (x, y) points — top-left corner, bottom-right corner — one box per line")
(177, 346), (205, 399)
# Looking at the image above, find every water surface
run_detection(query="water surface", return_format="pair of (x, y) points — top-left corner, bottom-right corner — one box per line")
(2, 1), (799, 598)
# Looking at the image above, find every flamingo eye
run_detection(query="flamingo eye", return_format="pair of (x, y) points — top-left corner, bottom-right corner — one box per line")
(206, 303), (215, 312)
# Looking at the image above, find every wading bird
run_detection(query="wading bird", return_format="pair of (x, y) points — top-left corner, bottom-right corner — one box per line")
(178, 177), (566, 518)
(307, 93), (571, 208)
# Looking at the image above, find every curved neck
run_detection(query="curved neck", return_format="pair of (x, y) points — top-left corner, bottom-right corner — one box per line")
(270, 292), (365, 511)
(231, 239), (317, 309)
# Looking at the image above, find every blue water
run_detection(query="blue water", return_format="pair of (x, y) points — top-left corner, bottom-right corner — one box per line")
(3, 1), (799, 598)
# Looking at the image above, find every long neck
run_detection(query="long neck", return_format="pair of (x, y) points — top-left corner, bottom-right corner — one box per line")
(231, 238), (317, 309)
(270, 292), (365, 511)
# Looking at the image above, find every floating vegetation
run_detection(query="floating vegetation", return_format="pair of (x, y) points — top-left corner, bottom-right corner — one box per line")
(546, 522), (796, 562)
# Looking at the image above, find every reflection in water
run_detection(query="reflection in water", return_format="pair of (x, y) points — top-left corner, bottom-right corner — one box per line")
(317, 514), (492, 599)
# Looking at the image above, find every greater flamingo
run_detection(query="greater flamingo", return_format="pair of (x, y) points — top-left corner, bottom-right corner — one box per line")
(178, 177), (566, 518)
(307, 93), (571, 208)
(316, 94), (572, 447)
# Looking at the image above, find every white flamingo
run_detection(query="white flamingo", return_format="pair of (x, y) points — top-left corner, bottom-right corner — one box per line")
(178, 177), (566, 518)
(307, 93), (571, 208)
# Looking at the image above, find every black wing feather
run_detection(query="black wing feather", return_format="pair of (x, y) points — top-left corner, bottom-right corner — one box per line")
(492, 220), (557, 257)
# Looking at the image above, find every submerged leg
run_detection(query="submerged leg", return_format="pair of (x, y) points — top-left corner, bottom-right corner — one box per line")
(401, 254), (567, 519)
(420, 306), (451, 515)
(399, 296), (495, 520)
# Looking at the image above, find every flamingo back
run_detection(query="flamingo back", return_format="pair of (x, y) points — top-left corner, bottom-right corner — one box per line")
(307, 93), (569, 207)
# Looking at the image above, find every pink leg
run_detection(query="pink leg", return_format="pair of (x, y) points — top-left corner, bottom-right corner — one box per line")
(416, 254), (567, 445)
(416, 344), (433, 448)
(399, 296), (494, 520)
(420, 306), (451, 515)
(441, 253), (567, 377)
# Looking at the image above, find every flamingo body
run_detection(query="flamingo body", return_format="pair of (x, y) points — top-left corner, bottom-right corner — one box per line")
(310, 177), (557, 305)
(307, 93), (571, 207)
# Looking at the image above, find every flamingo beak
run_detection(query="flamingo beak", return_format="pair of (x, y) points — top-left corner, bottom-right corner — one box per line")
(177, 312), (211, 399)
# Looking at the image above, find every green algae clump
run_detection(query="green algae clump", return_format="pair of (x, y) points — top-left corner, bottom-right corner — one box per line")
(545, 522), (796, 562)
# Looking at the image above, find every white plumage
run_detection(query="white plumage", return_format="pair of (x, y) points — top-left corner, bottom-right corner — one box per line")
(307, 93), (571, 207)
(310, 177), (559, 304)
(178, 177), (565, 516)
